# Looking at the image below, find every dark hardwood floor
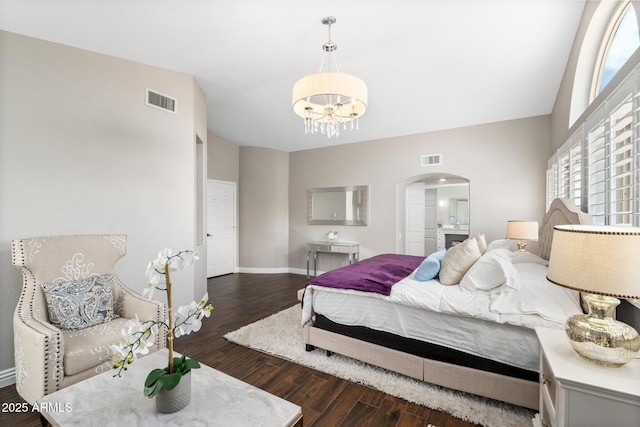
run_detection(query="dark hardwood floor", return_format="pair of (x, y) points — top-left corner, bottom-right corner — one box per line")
(0, 273), (479, 427)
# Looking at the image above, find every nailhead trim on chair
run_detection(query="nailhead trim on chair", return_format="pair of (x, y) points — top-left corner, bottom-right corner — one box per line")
(13, 239), (64, 397)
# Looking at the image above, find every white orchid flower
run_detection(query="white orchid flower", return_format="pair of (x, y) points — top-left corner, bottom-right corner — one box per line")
(109, 342), (127, 365)
(196, 293), (212, 320)
(172, 302), (204, 337)
(151, 248), (172, 272)
(172, 305), (190, 338)
(122, 316), (157, 355)
(142, 281), (156, 300)
(140, 322), (158, 348)
(145, 261), (164, 285)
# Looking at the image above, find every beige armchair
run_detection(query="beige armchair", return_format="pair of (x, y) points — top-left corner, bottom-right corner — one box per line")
(11, 234), (166, 404)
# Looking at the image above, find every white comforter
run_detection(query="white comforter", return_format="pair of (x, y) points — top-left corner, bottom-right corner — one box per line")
(302, 252), (582, 331)
(301, 249), (583, 371)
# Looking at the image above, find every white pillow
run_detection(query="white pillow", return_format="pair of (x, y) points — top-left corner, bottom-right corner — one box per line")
(490, 263), (582, 324)
(439, 236), (482, 285)
(460, 250), (520, 293)
(486, 239), (517, 252)
(475, 234), (488, 254)
(510, 251), (548, 266)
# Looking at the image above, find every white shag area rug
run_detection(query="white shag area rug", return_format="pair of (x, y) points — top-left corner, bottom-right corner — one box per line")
(224, 304), (536, 427)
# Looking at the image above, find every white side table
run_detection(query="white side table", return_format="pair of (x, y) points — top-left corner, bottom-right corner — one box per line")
(306, 241), (359, 277)
(35, 349), (302, 426)
(534, 327), (640, 427)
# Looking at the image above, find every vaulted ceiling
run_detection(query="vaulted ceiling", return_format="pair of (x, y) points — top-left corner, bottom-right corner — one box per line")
(0, 0), (585, 151)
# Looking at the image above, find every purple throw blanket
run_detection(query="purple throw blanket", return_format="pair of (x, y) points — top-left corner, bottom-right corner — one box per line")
(308, 253), (425, 296)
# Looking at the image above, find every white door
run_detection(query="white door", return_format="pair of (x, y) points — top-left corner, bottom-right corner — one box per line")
(405, 182), (425, 256)
(206, 180), (236, 277)
(424, 189), (437, 255)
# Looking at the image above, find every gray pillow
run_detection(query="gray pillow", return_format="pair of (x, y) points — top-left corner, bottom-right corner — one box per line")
(42, 274), (116, 331)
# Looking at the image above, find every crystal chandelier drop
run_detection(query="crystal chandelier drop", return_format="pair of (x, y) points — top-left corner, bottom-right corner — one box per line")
(292, 17), (368, 138)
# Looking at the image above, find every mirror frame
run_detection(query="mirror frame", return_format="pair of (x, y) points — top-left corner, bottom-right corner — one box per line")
(308, 185), (369, 226)
(449, 198), (469, 225)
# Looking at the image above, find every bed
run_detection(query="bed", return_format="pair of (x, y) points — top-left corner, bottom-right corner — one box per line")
(301, 198), (592, 410)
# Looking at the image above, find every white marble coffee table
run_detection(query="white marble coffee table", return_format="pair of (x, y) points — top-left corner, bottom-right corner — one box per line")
(36, 349), (302, 426)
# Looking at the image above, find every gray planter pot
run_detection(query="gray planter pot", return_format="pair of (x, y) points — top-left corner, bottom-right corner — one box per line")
(155, 371), (192, 414)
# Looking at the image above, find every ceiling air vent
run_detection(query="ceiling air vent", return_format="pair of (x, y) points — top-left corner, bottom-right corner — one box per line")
(146, 88), (177, 114)
(420, 153), (442, 167)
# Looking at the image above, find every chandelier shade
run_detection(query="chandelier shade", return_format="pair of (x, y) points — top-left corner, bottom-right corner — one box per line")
(292, 72), (368, 123)
(292, 17), (368, 138)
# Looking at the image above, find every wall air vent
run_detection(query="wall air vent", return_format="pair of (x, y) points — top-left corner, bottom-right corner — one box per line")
(420, 153), (442, 167)
(146, 88), (177, 114)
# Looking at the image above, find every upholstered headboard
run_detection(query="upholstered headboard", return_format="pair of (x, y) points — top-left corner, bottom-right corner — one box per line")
(538, 198), (593, 260)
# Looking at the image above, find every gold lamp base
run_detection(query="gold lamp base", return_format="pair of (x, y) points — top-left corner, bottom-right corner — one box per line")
(515, 241), (527, 252)
(565, 294), (640, 367)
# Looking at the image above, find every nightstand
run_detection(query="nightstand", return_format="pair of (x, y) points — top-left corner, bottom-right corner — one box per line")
(534, 327), (640, 427)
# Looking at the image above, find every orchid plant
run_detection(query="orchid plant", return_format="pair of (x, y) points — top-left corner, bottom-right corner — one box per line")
(326, 230), (338, 242)
(110, 249), (214, 398)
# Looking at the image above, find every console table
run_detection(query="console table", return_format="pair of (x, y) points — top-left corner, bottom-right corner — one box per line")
(307, 241), (359, 277)
(35, 349), (302, 426)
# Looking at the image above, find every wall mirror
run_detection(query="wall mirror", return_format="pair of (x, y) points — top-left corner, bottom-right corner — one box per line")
(449, 198), (469, 225)
(308, 185), (369, 226)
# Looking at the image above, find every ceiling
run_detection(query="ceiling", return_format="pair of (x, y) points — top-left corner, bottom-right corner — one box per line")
(0, 0), (585, 152)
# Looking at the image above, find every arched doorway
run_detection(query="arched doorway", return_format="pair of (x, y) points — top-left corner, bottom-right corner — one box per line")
(396, 173), (469, 255)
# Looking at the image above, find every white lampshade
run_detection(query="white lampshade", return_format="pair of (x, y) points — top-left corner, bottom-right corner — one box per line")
(506, 220), (539, 240)
(292, 72), (368, 123)
(547, 225), (640, 298)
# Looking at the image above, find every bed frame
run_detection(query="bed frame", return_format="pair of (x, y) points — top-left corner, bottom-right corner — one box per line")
(302, 198), (591, 410)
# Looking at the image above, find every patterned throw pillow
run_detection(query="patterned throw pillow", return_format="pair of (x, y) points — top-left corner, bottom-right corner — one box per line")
(41, 274), (116, 331)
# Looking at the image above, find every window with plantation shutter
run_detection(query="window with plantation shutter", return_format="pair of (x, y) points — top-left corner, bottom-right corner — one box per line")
(549, 71), (639, 226)
(569, 138), (583, 210)
(547, 129), (585, 211)
(587, 119), (608, 225)
(634, 92), (640, 226)
(557, 151), (570, 200)
(609, 96), (634, 225)
(546, 158), (558, 210)
(548, 2), (640, 227)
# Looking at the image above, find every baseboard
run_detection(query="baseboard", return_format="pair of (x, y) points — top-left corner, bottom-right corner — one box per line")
(0, 367), (16, 388)
(290, 267), (327, 277)
(288, 267), (309, 276)
(232, 267), (315, 276)
(237, 267), (292, 274)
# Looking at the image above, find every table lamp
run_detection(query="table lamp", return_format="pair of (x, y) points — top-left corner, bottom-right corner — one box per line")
(506, 220), (539, 252)
(547, 224), (640, 367)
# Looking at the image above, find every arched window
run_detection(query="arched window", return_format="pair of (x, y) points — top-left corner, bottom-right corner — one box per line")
(592, 2), (639, 99)
(550, 1), (640, 226)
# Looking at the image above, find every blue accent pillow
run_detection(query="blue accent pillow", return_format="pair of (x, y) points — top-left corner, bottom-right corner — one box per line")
(414, 249), (447, 281)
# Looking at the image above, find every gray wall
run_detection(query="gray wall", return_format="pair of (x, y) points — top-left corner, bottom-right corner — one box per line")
(287, 116), (552, 273)
(207, 130), (239, 183)
(215, 118), (551, 275)
(0, 31), (206, 375)
(239, 146), (290, 271)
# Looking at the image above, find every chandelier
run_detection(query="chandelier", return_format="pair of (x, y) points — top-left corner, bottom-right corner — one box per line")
(292, 16), (368, 138)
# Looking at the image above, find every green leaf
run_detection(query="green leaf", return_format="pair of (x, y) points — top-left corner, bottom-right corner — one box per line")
(144, 368), (166, 388)
(183, 358), (200, 371)
(144, 376), (165, 398)
(162, 372), (183, 391)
